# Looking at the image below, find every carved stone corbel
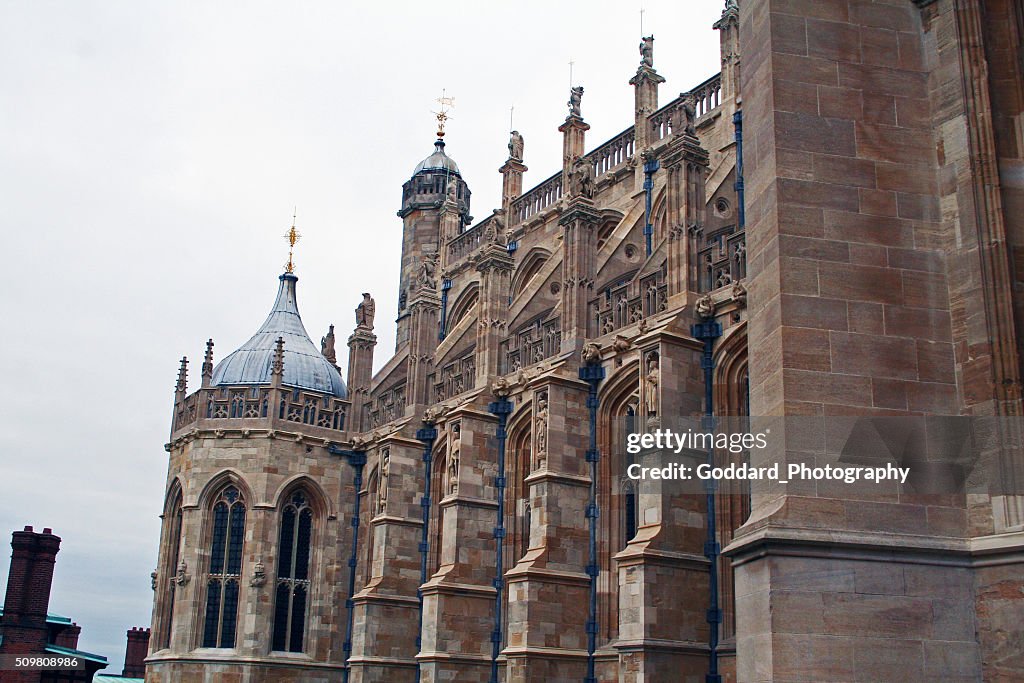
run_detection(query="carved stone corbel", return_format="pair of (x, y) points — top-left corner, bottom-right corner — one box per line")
(174, 560), (190, 586)
(250, 559), (266, 588)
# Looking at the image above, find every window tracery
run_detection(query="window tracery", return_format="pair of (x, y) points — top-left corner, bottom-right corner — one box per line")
(202, 485), (246, 648)
(272, 490), (313, 653)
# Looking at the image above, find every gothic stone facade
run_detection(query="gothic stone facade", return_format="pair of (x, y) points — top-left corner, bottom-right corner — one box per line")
(147, 1), (1024, 681)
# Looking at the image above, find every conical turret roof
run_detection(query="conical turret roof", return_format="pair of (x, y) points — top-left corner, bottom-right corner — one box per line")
(211, 272), (347, 398)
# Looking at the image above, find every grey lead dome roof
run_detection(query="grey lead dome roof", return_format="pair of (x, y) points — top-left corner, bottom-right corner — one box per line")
(211, 272), (347, 398)
(412, 139), (460, 176)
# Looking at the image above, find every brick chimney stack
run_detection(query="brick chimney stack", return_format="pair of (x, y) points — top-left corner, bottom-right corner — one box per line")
(0, 526), (62, 683)
(123, 626), (151, 677)
(54, 621), (81, 649)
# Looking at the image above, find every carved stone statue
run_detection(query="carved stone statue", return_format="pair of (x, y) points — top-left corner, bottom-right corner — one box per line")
(644, 357), (660, 415)
(534, 397), (549, 469)
(488, 209), (506, 244)
(732, 281), (747, 307)
(680, 93), (697, 135)
(582, 342), (601, 364)
(491, 376), (511, 398)
(378, 449), (390, 514)
(356, 293), (376, 330)
(321, 324), (337, 364)
(447, 177), (459, 201)
(570, 157), (594, 199)
(508, 130), (524, 161)
(250, 559), (266, 587)
(448, 425), (461, 495)
(640, 35), (654, 68)
(420, 253), (439, 289)
(568, 86), (584, 118)
(174, 559), (190, 586)
(695, 294), (716, 320)
(613, 334), (631, 357)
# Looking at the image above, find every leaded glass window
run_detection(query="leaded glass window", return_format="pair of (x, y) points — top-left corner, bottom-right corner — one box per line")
(161, 493), (183, 649)
(202, 485), (245, 648)
(272, 491), (312, 652)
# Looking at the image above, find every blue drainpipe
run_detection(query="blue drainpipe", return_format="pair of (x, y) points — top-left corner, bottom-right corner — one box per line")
(691, 319), (722, 683)
(579, 358), (605, 683)
(643, 157), (660, 256)
(414, 423), (438, 683)
(439, 278), (452, 341)
(733, 111), (744, 230)
(487, 395), (513, 683)
(327, 444), (367, 683)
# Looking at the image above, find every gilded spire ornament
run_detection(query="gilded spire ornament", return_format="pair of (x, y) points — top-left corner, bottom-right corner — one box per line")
(432, 90), (455, 138)
(284, 209), (301, 274)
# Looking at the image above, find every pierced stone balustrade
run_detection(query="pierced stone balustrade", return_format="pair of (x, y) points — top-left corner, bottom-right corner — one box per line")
(171, 385), (350, 441)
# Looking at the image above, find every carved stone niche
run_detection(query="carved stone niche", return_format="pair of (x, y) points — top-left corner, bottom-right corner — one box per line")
(533, 392), (549, 471)
(643, 351), (660, 419)
(447, 422), (461, 496)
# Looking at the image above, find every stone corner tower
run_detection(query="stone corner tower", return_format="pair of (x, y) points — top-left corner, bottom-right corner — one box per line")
(396, 133), (471, 350)
(147, 266), (356, 683)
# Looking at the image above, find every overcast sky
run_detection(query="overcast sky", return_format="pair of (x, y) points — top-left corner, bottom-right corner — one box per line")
(0, 0), (722, 672)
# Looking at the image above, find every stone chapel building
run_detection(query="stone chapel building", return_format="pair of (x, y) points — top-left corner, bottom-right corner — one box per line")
(145, 1), (1024, 681)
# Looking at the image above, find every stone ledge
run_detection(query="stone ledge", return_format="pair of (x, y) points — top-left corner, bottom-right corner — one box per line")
(729, 522), (1024, 567)
(523, 469), (590, 487)
(415, 651), (492, 663)
(500, 645), (587, 660)
(437, 494), (499, 510)
(611, 638), (709, 655)
(969, 529), (1024, 565)
(350, 591), (419, 607)
(613, 546), (709, 570)
(419, 579), (496, 597)
(344, 655), (417, 668)
(368, 514), (423, 529)
(144, 654), (344, 670)
(725, 525), (973, 568)
(503, 565), (589, 586)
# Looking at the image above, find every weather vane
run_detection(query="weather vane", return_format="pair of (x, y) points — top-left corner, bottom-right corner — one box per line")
(284, 208), (301, 274)
(432, 89), (455, 138)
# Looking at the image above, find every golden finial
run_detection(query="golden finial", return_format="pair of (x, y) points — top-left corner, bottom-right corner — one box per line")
(432, 89), (455, 138)
(284, 208), (301, 273)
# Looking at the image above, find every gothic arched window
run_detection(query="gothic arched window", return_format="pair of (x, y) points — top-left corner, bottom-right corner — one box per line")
(623, 404), (639, 548)
(158, 489), (183, 649)
(623, 483), (638, 547)
(202, 485), (246, 648)
(272, 490), (313, 652)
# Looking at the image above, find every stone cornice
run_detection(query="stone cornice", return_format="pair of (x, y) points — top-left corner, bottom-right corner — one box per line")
(437, 494), (499, 510)
(166, 427), (343, 452)
(725, 525), (972, 567)
(523, 468), (590, 487)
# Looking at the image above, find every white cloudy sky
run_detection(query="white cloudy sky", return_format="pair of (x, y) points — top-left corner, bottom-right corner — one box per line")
(0, 0), (721, 672)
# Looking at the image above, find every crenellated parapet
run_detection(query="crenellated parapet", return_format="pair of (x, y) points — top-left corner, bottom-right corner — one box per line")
(170, 383), (350, 447)
(506, 73), (723, 234)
